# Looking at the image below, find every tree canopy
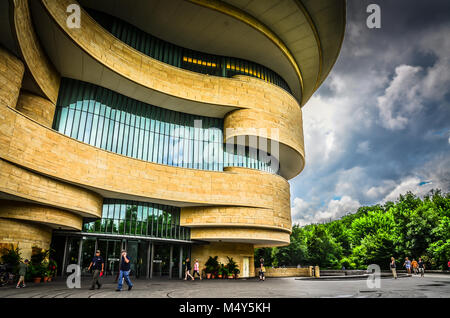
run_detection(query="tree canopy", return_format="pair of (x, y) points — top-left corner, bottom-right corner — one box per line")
(255, 190), (450, 270)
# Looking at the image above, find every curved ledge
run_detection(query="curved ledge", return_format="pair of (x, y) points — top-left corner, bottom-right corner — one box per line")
(190, 227), (290, 246)
(180, 205), (291, 234)
(187, 0), (304, 100)
(0, 159), (103, 219)
(36, 0), (302, 118)
(223, 77), (305, 179)
(0, 200), (83, 230)
(0, 46), (24, 108)
(13, 0), (60, 103)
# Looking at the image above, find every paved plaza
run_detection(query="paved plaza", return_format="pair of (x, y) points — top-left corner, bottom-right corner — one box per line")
(0, 274), (448, 298)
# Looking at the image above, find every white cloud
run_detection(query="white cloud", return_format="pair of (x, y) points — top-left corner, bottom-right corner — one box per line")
(292, 195), (361, 226)
(376, 65), (423, 130)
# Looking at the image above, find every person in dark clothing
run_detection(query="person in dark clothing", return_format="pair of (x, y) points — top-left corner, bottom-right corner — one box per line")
(418, 258), (425, 277)
(88, 250), (104, 290)
(184, 257), (194, 280)
(116, 250), (133, 291)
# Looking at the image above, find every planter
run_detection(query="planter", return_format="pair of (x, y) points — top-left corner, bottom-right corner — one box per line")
(33, 277), (41, 283)
(47, 277), (52, 282)
(211, 274), (215, 279)
(228, 275), (233, 279)
(206, 273), (211, 279)
(218, 274), (222, 279)
(43, 277), (48, 283)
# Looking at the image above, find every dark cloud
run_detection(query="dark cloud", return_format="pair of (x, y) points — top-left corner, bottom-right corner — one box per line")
(291, 0), (450, 224)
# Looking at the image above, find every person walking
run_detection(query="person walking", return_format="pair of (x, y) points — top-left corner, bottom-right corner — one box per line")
(87, 250), (104, 290)
(16, 259), (29, 288)
(403, 257), (411, 275)
(184, 257), (194, 281)
(116, 250), (133, 291)
(258, 258), (265, 281)
(192, 259), (201, 280)
(411, 258), (418, 275)
(390, 257), (397, 279)
(418, 258), (425, 277)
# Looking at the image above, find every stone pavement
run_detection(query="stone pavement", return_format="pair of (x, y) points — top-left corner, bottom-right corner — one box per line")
(0, 274), (449, 298)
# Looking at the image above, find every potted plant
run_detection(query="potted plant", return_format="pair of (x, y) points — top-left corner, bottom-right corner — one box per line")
(204, 256), (219, 279)
(48, 259), (57, 282)
(29, 264), (44, 283)
(225, 257), (239, 279)
(217, 264), (224, 279)
(30, 246), (49, 283)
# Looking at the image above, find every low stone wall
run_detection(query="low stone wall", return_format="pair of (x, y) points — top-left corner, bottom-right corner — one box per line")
(255, 267), (313, 277)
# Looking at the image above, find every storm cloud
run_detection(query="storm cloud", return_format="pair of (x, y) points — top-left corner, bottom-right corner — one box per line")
(290, 0), (450, 226)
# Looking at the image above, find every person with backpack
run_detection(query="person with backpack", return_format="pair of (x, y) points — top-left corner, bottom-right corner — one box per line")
(16, 259), (29, 288)
(87, 250), (104, 290)
(259, 258), (266, 281)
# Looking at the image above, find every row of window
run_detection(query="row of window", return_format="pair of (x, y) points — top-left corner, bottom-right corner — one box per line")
(86, 8), (292, 94)
(82, 199), (190, 240)
(53, 78), (279, 173)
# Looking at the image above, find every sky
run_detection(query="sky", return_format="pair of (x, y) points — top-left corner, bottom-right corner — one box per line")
(290, 0), (450, 226)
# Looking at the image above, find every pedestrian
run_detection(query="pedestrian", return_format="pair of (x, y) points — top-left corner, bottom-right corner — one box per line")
(87, 250), (104, 290)
(418, 258), (425, 277)
(116, 250), (133, 291)
(390, 257), (397, 279)
(16, 259), (29, 288)
(448, 259), (450, 271)
(411, 258), (418, 275)
(192, 259), (201, 280)
(259, 257), (265, 281)
(184, 257), (194, 281)
(403, 257), (411, 274)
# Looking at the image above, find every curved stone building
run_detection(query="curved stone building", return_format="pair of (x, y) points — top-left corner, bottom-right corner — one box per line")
(0, 0), (345, 278)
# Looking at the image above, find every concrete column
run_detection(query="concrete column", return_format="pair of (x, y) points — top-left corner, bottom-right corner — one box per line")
(314, 266), (320, 278)
(169, 245), (173, 279)
(77, 238), (83, 267)
(146, 242), (151, 279)
(150, 243), (154, 279)
(179, 246), (183, 279)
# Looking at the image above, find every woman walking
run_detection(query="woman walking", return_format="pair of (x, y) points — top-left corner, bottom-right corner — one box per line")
(184, 257), (194, 281)
(192, 259), (202, 280)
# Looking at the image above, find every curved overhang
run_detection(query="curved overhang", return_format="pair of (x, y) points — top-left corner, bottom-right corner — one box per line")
(30, 0), (305, 179)
(76, 0), (346, 106)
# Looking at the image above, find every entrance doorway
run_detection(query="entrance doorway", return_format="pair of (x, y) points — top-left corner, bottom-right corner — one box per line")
(242, 257), (249, 277)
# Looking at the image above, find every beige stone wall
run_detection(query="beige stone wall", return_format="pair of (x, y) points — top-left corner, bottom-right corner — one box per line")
(255, 267), (313, 277)
(16, 91), (56, 127)
(0, 46), (24, 108)
(13, 0), (60, 103)
(42, 0), (304, 180)
(0, 200), (83, 230)
(191, 242), (255, 278)
(0, 105), (291, 245)
(0, 217), (51, 259)
(0, 159), (103, 218)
